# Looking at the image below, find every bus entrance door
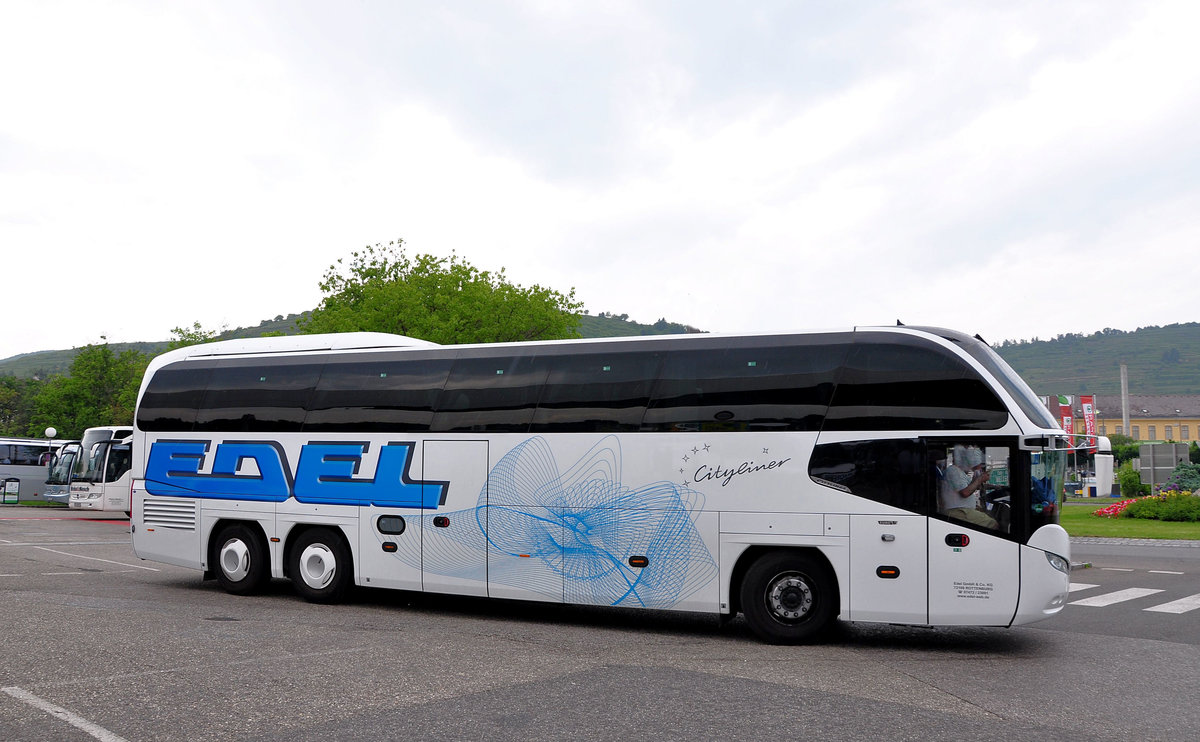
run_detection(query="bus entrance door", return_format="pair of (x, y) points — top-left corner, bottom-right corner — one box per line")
(848, 515), (928, 624)
(927, 520), (1019, 625)
(421, 440), (489, 597)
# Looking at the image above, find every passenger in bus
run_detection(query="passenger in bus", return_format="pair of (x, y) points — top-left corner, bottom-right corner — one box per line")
(938, 444), (999, 530)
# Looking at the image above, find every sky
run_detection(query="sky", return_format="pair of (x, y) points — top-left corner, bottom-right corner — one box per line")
(3, 0), (1199, 361)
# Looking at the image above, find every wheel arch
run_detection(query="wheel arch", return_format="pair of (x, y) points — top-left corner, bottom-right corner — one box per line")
(729, 545), (841, 618)
(282, 522), (355, 582)
(207, 518), (270, 575)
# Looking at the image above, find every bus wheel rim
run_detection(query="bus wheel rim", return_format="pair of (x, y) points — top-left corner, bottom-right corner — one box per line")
(219, 539), (251, 582)
(299, 544), (336, 590)
(766, 572), (814, 623)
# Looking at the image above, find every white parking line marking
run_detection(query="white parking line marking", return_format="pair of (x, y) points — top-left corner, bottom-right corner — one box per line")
(2, 686), (131, 742)
(1101, 568), (1134, 572)
(43, 572), (87, 576)
(1144, 593), (1200, 614)
(1068, 583), (1098, 592)
(1148, 570), (1184, 575)
(1070, 588), (1165, 607)
(33, 546), (159, 571)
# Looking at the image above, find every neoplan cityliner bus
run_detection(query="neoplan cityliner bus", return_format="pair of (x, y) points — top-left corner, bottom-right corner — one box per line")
(130, 326), (1072, 643)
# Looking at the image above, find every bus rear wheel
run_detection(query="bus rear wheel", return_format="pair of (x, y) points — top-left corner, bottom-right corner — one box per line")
(289, 527), (352, 604)
(740, 551), (836, 644)
(213, 523), (269, 596)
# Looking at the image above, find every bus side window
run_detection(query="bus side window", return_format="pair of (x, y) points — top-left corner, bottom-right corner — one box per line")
(304, 356), (451, 432)
(196, 361), (323, 433)
(809, 439), (929, 512)
(431, 355), (550, 433)
(643, 342), (842, 432)
(136, 363), (214, 432)
(824, 342), (1008, 431)
(530, 351), (660, 432)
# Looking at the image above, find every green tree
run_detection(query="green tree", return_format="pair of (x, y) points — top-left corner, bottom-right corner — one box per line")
(27, 341), (149, 439)
(0, 376), (42, 436)
(1116, 461), (1149, 498)
(167, 321), (223, 350)
(300, 241), (582, 344)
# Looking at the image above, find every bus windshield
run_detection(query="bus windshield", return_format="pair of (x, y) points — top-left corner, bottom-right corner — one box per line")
(1030, 449), (1068, 531)
(46, 447), (79, 485)
(81, 441), (132, 484)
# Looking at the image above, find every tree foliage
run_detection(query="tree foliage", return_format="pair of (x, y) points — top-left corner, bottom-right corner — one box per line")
(0, 376), (41, 436)
(27, 341), (148, 439)
(300, 241), (582, 344)
(166, 321), (223, 350)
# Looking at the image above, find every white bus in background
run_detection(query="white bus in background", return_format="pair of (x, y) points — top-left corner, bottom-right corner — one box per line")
(67, 426), (134, 514)
(43, 426), (133, 505)
(43, 440), (82, 505)
(0, 437), (59, 502)
(130, 327), (1072, 643)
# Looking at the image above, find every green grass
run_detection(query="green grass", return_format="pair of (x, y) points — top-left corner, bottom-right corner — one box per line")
(1060, 502), (1200, 540)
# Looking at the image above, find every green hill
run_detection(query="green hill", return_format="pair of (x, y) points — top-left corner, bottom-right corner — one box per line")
(993, 323), (1200, 396)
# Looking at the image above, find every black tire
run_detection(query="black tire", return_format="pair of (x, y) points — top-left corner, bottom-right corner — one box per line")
(289, 527), (353, 604)
(212, 523), (270, 596)
(740, 551), (837, 644)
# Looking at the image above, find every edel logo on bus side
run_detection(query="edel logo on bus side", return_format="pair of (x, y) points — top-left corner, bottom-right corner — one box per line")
(144, 440), (449, 508)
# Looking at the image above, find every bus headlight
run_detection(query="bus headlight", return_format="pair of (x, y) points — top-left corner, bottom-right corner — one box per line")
(1045, 551), (1069, 575)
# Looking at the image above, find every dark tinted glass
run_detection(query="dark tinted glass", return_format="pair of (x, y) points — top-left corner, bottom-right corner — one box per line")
(824, 342), (1007, 431)
(304, 356), (451, 432)
(809, 439), (930, 511)
(195, 360), (323, 432)
(136, 362), (213, 431)
(431, 354), (550, 432)
(530, 351), (661, 432)
(643, 341), (844, 432)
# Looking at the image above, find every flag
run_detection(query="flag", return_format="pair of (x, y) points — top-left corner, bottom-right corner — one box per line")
(1080, 395), (1097, 453)
(1058, 395), (1074, 446)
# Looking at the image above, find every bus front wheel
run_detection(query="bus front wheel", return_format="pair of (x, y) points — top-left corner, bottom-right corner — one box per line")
(213, 523), (269, 596)
(740, 551), (836, 644)
(289, 527), (352, 604)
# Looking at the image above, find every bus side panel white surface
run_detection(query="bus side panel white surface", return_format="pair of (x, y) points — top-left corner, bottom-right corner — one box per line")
(421, 440), (489, 597)
(133, 491), (203, 570)
(358, 506), (423, 591)
(848, 515), (928, 624)
(927, 519), (1019, 625)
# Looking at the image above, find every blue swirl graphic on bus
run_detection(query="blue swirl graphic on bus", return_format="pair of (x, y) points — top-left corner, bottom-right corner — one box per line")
(422, 436), (718, 608)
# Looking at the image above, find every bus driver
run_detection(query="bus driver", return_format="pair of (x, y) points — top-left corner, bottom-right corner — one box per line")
(939, 444), (999, 530)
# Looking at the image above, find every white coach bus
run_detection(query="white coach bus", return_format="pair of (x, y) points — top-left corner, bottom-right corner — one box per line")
(68, 431), (134, 514)
(130, 327), (1072, 643)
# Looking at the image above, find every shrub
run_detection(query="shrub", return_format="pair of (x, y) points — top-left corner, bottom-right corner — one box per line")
(1123, 492), (1200, 522)
(1157, 463), (1200, 494)
(1116, 461), (1150, 497)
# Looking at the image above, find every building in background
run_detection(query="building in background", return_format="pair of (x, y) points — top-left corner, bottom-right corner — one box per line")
(1084, 395), (1200, 443)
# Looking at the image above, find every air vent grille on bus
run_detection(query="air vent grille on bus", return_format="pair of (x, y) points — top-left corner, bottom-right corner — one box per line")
(143, 498), (197, 530)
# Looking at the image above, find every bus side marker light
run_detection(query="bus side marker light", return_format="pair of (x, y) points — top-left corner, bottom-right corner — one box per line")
(433, 516), (450, 528)
(945, 534), (970, 548)
(628, 556), (649, 568)
(382, 542), (397, 553)
(876, 566), (900, 579)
